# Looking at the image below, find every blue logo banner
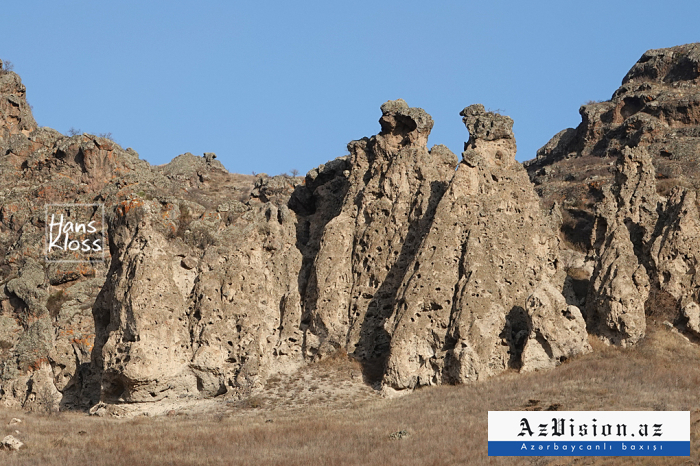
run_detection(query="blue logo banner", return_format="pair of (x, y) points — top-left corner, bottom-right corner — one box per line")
(488, 441), (690, 456)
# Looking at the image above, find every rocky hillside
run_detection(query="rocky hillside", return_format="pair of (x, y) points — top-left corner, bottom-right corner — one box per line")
(1, 45), (699, 414)
(525, 43), (700, 250)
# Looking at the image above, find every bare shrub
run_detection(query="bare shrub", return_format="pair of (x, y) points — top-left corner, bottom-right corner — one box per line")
(46, 290), (68, 319)
(33, 384), (58, 416)
(1, 59), (14, 73)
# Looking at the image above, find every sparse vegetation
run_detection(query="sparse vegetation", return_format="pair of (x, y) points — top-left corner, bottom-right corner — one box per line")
(66, 127), (81, 137)
(190, 226), (216, 249)
(46, 290), (69, 319)
(174, 204), (192, 239)
(1, 59), (14, 73)
(33, 385), (58, 416)
(136, 190), (154, 201)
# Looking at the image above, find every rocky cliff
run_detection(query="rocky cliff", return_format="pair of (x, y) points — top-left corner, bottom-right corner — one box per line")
(1, 44), (700, 413)
(526, 43), (700, 252)
(526, 42), (700, 346)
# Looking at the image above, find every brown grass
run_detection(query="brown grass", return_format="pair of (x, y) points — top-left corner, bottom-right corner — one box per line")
(2, 324), (700, 465)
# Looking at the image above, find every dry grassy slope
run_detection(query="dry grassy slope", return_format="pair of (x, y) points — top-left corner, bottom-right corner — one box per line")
(1, 323), (699, 465)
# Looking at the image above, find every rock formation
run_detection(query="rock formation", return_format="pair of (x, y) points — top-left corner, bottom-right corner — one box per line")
(94, 196), (303, 402)
(585, 146), (658, 345)
(3, 43), (700, 413)
(0, 65), (291, 408)
(581, 144), (700, 345)
(525, 43), (700, 253)
(300, 99), (458, 367)
(520, 282), (590, 372)
(382, 104), (589, 389)
(650, 188), (700, 330)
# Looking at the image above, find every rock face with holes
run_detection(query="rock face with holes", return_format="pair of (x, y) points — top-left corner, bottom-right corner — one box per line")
(520, 42), (700, 347)
(93, 196), (303, 402)
(583, 141), (700, 345)
(299, 99), (458, 366)
(382, 105), (587, 389)
(0, 79), (596, 407)
(7, 44), (700, 412)
(585, 146), (658, 346)
(0, 66), (283, 409)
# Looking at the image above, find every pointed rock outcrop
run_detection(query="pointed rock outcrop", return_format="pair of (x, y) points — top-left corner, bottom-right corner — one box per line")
(0, 67), (37, 139)
(383, 105), (584, 389)
(302, 99), (458, 366)
(586, 146), (659, 345)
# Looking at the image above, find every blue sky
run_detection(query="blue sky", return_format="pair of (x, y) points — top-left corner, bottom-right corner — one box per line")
(3, 1), (699, 176)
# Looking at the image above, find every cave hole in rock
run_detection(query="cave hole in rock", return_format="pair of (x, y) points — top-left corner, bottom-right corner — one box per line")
(503, 306), (530, 369)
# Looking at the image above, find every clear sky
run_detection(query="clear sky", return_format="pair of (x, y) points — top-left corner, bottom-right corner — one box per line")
(3, 1), (699, 176)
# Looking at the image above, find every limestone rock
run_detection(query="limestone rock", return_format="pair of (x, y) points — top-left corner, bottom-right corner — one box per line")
(1, 435), (24, 451)
(94, 196), (303, 402)
(301, 99), (457, 365)
(6, 258), (49, 316)
(525, 43), (700, 254)
(521, 282), (591, 372)
(586, 146), (658, 346)
(12, 48), (700, 412)
(383, 105), (562, 389)
(0, 66), (262, 410)
(649, 188), (700, 319)
(0, 70), (37, 139)
(683, 302), (700, 336)
(95, 201), (198, 402)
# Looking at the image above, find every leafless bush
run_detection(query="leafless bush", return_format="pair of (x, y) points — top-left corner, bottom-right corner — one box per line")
(34, 384), (58, 416)
(1, 59), (14, 73)
(46, 290), (69, 319)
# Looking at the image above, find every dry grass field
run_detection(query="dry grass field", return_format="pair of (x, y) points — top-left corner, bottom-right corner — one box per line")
(2, 323), (700, 466)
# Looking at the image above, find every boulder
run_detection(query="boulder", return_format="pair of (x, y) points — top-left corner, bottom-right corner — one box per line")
(1, 435), (24, 451)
